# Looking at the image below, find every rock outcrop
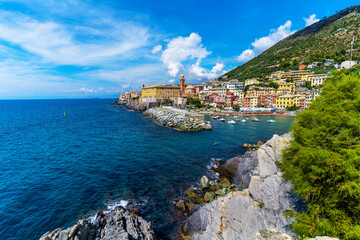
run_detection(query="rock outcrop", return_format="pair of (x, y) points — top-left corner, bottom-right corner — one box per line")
(127, 100), (157, 112)
(40, 206), (154, 240)
(182, 134), (297, 240)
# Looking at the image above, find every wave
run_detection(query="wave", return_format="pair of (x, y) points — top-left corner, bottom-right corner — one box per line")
(89, 199), (129, 223)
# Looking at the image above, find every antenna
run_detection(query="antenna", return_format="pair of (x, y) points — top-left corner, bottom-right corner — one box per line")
(350, 36), (355, 68)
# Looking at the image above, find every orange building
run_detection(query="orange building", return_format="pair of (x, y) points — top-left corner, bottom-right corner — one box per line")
(226, 92), (234, 107)
(299, 65), (307, 70)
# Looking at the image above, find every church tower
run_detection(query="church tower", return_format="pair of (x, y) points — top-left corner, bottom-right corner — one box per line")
(180, 74), (185, 94)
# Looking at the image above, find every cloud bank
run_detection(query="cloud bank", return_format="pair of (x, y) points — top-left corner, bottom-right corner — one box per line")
(159, 33), (225, 81)
(237, 20), (296, 63)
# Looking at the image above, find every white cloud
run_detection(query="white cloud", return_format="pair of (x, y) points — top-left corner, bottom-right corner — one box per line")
(160, 33), (211, 77)
(188, 62), (226, 81)
(168, 79), (175, 83)
(304, 14), (320, 27)
(159, 33), (225, 81)
(0, 11), (150, 66)
(151, 45), (162, 54)
(237, 20), (296, 63)
(79, 88), (95, 93)
(237, 49), (255, 62)
(79, 87), (103, 93)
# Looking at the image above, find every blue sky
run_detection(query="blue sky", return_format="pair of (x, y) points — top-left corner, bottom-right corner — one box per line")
(0, 0), (358, 99)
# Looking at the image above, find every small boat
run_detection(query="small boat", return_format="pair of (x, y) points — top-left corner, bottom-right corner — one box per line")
(219, 118), (225, 122)
(267, 119), (276, 123)
(212, 116), (219, 119)
(228, 120), (236, 124)
(241, 119), (247, 123)
(251, 117), (259, 122)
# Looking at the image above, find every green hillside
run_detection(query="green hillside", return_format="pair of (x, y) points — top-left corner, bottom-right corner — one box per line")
(221, 5), (360, 81)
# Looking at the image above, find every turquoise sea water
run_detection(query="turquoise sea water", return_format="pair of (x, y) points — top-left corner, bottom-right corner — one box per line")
(0, 99), (294, 239)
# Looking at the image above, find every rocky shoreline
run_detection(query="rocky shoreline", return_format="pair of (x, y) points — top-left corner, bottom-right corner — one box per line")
(40, 133), (339, 240)
(40, 206), (154, 240)
(144, 108), (211, 131)
(175, 134), (339, 240)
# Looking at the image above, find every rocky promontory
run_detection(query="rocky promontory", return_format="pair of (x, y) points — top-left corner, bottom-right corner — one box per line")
(144, 108), (211, 131)
(180, 134), (340, 240)
(39, 206), (154, 240)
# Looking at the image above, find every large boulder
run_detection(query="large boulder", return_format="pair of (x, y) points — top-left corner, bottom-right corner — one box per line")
(183, 134), (298, 240)
(39, 206), (154, 240)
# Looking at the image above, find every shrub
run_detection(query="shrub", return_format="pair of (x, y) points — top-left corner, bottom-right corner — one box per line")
(281, 68), (360, 239)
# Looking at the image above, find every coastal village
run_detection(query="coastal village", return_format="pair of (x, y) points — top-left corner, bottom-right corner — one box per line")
(119, 60), (355, 112)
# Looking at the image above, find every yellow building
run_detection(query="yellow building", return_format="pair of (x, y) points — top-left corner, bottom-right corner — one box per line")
(244, 78), (260, 86)
(209, 87), (227, 96)
(119, 93), (125, 100)
(234, 90), (244, 104)
(141, 85), (180, 102)
(270, 78), (286, 84)
(276, 95), (294, 108)
(278, 82), (295, 94)
(282, 70), (314, 81)
(309, 74), (327, 87)
(293, 94), (307, 107)
(270, 71), (285, 79)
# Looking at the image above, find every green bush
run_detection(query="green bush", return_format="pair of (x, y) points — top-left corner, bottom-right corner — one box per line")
(232, 104), (240, 111)
(281, 68), (360, 239)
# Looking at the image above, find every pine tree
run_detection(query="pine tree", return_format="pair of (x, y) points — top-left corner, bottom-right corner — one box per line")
(281, 67), (360, 239)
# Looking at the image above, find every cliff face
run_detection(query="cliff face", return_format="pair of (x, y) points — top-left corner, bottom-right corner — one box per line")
(39, 206), (154, 240)
(182, 134), (299, 240)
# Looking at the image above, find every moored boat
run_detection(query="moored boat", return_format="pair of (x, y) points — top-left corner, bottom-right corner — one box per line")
(267, 119), (276, 123)
(219, 118), (225, 122)
(251, 117), (259, 122)
(228, 120), (236, 124)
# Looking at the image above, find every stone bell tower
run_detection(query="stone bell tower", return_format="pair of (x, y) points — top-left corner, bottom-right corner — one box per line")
(180, 74), (185, 94)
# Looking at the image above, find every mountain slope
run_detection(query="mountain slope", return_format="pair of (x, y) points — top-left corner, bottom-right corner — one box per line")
(222, 5), (360, 81)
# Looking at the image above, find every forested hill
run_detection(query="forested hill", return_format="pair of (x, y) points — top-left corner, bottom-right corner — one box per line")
(221, 5), (360, 81)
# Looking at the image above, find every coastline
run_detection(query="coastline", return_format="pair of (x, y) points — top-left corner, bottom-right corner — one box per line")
(38, 131), (338, 240)
(35, 102), (297, 240)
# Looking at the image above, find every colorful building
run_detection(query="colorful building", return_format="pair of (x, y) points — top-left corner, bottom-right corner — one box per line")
(276, 95), (294, 108)
(119, 93), (125, 100)
(278, 82), (295, 94)
(226, 92), (234, 107)
(141, 85), (180, 102)
(293, 94), (307, 107)
(244, 95), (258, 107)
(309, 74), (327, 87)
(244, 78), (260, 86)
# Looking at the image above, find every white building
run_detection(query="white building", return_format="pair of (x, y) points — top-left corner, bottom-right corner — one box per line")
(340, 60), (357, 69)
(226, 82), (244, 91)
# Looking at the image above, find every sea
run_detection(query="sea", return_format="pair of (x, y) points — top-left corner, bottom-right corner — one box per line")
(0, 99), (294, 239)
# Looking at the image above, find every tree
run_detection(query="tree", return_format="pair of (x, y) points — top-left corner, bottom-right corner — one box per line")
(232, 104), (240, 111)
(304, 81), (312, 89)
(280, 61), (291, 69)
(281, 68), (360, 239)
(292, 59), (300, 66)
(286, 104), (297, 111)
(269, 82), (279, 89)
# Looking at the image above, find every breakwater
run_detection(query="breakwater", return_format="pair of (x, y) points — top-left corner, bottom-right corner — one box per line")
(144, 107), (211, 131)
